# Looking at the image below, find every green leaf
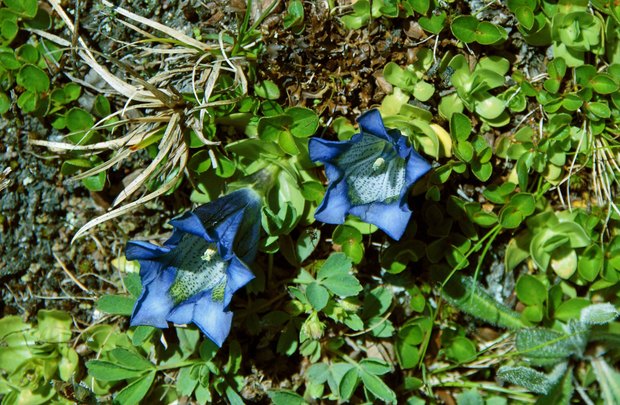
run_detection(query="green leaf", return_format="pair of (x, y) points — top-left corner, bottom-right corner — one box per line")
(132, 326), (156, 346)
(109, 348), (153, 370)
(268, 389), (307, 405)
(359, 358), (391, 375)
(17, 90), (38, 113)
(590, 73), (619, 94)
(177, 366), (199, 396)
(442, 276), (525, 329)
(497, 364), (564, 395)
(499, 206), (524, 229)
(65, 107), (96, 144)
(86, 360), (146, 381)
(306, 282), (330, 311)
(451, 15), (479, 43)
(1, 19), (18, 42)
(4, 0), (38, 18)
(516, 274), (546, 306)
(587, 101), (611, 118)
(16, 44), (39, 64)
(96, 295), (136, 316)
(287, 107), (319, 137)
(418, 11), (446, 34)
(591, 357), (620, 405)
(514, 6), (535, 30)
(413, 81), (434, 101)
(578, 244), (603, 281)
(475, 21), (507, 44)
(474, 95), (505, 120)
(554, 298), (590, 322)
(444, 336), (477, 363)
(254, 80), (280, 99)
(340, 0), (370, 29)
(516, 328), (583, 364)
(580, 303), (619, 325)
(37, 310), (72, 343)
(114, 370), (156, 405)
(257, 114), (293, 141)
(317, 253), (351, 279)
(282, 0), (304, 30)
(93, 94), (111, 117)
(0, 91), (10, 114)
(456, 389), (484, 405)
(339, 367), (360, 400)
(450, 112), (472, 142)
(16, 64), (49, 92)
(360, 369), (397, 403)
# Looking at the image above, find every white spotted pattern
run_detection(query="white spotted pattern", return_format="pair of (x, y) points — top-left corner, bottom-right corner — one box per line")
(169, 235), (227, 304)
(337, 135), (406, 205)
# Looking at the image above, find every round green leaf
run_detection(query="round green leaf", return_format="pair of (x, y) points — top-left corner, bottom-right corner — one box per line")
(451, 16), (479, 43)
(515, 6), (535, 30)
(287, 107), (319, 137)
(16, 44), (39, 64)
(413, 80), (435, 102)
(550, 245), (577, 279)
(516, 274), (546, 306)
(1, 19), (18, 42)
(63, 83), (81, 103)
(66, 107), (94, 132)
(0, 92), (10, 114)
(17, 64), (49, 92)
(578, 244), (603, 281)
(3, 0), (38, 17)
(445, 336), (477, 363)
(590, 73), (619, 94)
(450, 112), (472, 142)
(587, 101), (611, 118)
(476, 22), (507, 45)
(474, 95), (505, 119)
(306, 282), (329, 311)
(254, 80), (280, 100)
(17, 90), (38, 113)
(418, 12), (447, 34)
(0, 51), (21, 70)
(554, 298), (591, 321)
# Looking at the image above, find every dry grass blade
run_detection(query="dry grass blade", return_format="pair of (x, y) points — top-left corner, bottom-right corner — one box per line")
(112, 113), (181, 207)
(100, 0), (216, 52)
(39, 0), (251, 242)
(72, 146), (188, 243)
(46, 0), (160, 103)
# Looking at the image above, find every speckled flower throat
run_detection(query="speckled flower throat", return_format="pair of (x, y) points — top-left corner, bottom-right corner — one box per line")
(169, 235), (227, 304)
(337, 135), (405, 205)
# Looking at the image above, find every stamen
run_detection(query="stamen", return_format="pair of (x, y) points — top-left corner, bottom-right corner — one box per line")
(372, 157), (386, 172)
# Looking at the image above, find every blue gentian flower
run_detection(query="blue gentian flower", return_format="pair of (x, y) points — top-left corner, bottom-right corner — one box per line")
(309, 109), (431, 240)
(125, 188), (261, 346)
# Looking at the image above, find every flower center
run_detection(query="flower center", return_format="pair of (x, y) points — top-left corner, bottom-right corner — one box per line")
(338, 135), (406, 205)
(169, 236), (227, 304)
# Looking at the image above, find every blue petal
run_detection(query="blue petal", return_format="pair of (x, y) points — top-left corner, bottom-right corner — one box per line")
(223, 256), (255, 307)
(192, 296), (233, 347)
(314, 177), (350, 224)
(349, 201), (412, 240)
(309, 137), (352, 163)
(130, 267), (176, 329)
(166, 300), (194, 326)
(405, 149), (432, 185)
(126, 240), (170, 261)
(169, 212), (211, 242)
(357, 109), (392, 143)
(191, 189), (261, 262)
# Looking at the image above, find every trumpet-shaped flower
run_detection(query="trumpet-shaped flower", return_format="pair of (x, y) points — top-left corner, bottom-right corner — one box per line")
(126, 188), (261, 346)
(309, 109), (431, 240)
